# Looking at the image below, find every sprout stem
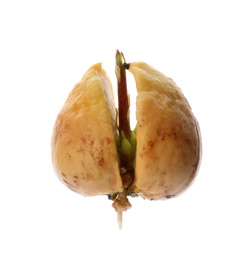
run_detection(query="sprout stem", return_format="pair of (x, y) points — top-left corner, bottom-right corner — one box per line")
(116, 50), (131, 139)
(113, 50), (134, 229)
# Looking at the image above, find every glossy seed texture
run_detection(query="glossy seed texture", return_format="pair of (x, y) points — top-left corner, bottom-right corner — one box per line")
(128, 62), (201, 200)
(52, 63), (123, 196)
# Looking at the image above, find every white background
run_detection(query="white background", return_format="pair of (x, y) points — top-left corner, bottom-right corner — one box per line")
(1, 0), (244, 259)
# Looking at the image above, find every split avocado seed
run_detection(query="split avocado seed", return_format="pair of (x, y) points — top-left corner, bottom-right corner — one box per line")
(51, 50), (202, 229)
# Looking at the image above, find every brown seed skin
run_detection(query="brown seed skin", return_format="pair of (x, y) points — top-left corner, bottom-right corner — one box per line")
(128, 62), (201, 200)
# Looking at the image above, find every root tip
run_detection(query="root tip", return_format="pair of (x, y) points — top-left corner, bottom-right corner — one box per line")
(117, 210), (123, 230)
